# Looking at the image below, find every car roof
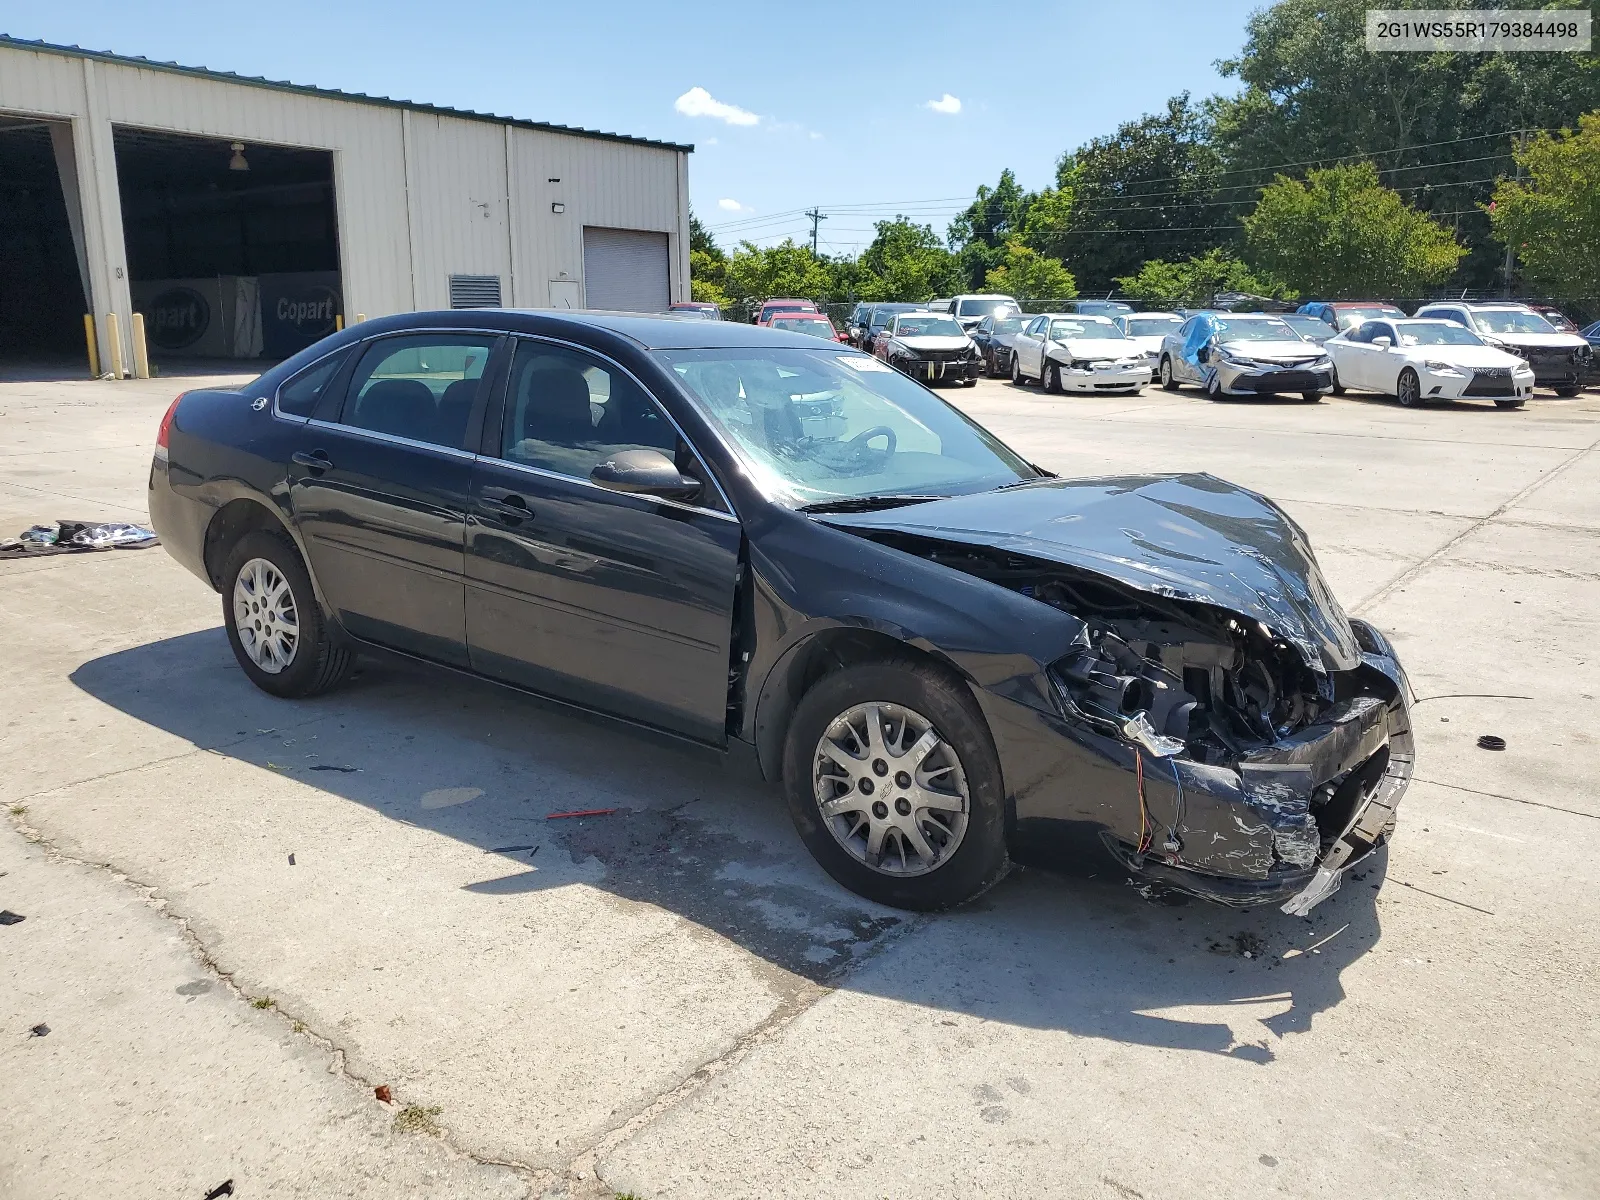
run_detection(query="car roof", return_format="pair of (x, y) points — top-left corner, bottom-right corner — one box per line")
(1123, 311), (1182, 319)
(1328, 300), (1403, 308)
(760, 298), (815, 306)
(495, 309), (828, 349)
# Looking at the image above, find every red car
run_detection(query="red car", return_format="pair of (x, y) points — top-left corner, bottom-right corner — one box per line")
(767, 313), (845, 342)
(756, 298), (820, 325)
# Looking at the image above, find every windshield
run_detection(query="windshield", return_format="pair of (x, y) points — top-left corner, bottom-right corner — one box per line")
(772, 317), (837, 338)
(1075, 302), (1132, 316)
(993, 317), (1026, 334)
(1473, 308), (1558, 334)
(1214, 318), (1297, 342)
(869, 305), (916, 327)
(1334, 307), (1403, 330)
(1281, 315), (1332, 339)
(763, 303), (811, 316)
(659, 348), (1036, 506)
(1396, 322), (1484, 346)
(1125, 317), (1182, 337)
(956, 297), (1017, 318)
(1049, 317), (1123, 341)
(895, 316), (965, 337)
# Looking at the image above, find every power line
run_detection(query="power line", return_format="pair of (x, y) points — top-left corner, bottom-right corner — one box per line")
(803, 207), (828, 253)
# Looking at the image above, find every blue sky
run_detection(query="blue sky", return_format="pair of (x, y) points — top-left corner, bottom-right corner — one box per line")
(1, 0), (1268, 254)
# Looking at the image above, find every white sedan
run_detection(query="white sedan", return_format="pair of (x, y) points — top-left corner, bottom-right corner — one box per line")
(1113, 311), (1185, 375)
(1009, 313), (1151, 394)
(1326, 318), (1536, 409)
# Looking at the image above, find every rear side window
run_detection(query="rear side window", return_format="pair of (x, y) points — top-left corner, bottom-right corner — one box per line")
(340, 334), (497, 449)
(276, 348), (351, 418)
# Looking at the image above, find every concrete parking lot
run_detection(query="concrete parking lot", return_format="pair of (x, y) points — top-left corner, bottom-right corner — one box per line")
(2, 370), (1597, 1200)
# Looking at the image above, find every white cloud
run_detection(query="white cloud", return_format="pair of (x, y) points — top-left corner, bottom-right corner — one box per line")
(718, 198), (748, 212)
(675, 86), (760, 126)
(808, 131), (824, 140)
(925, 93), (962, 114)
(703, 136), (719, 146)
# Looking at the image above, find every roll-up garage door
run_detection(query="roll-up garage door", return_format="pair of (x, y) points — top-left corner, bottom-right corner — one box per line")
(582, 227), (670, 313)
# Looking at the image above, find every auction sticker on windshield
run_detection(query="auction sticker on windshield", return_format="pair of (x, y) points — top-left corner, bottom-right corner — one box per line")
(837, 355), (894, 371)
(1367, 9), (1590, 51)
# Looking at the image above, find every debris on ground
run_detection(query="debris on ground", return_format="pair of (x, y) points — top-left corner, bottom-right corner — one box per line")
(393, 1104), (443, 1136)
(374, 1084), (393, 1103)
(488, 844), (538, 854)
(545, 808), (618, 820)
(287, 853), (296, 866)
(28, 1023), (50, 1037)
(1231, 931), (1267, 959)
(1477, 734), (1507, 751)
(307, 764), (361, 773)
(0, 520), (159, 556)
(202, 1181), (235, 1200)
(0, 910), (24, 925)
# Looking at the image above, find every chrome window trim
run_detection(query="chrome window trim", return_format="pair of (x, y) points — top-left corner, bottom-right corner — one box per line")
(495, 332), (741, 521)
(304, 417), (479, 460)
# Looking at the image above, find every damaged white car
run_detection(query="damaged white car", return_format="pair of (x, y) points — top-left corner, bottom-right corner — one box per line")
(1010, 314), (1152, 394)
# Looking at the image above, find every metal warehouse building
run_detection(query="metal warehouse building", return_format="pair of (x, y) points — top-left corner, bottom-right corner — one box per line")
(0, 36), (691, 373)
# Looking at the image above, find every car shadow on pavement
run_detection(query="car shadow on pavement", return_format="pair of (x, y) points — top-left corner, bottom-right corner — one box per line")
(71, 627), (1385, 1064)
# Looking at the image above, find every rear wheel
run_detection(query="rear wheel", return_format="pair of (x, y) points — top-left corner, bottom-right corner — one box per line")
(1159, 356), (1179, 391)
(221, 530), (352, 699)
(1010, 353), (1028, 387)
(782, 660), (1008, 911)
(1396, 368), (1423, 408)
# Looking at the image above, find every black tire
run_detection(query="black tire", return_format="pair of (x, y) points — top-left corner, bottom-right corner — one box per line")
(781, 659), (1009, 911)
(1042, 360), (1061, 394)
(1205, 372), (1226, 401)
(1010, 353), (1027, 386)
(962, 376), (978, 387)
(983, 350), (998, 379)
(221, 530), (352, 699)
(1159, 356), (1179, 391)
(1300, 392), (1322, 403)
(1495, 398), (1526, 409)
(1555, 384), (1581, 398)
(1396, 367), (1422, 408)
(1330, 365), (1346, 395)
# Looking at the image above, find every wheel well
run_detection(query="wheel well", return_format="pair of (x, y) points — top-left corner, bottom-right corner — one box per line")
(752, 627), (966, 782)
(202, 499), (291, 590)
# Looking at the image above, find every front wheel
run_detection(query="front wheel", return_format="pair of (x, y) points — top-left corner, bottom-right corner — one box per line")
(1205, 372), (1226, 401)
(1496, 398), (1526, 409)
(221, 530), (352, 699)
(1159, 356), (1178, 391)
(1396, 367), (1422, 408)
(1300, 392), (1322, 403)
(1042, 360), (1061, 393)
(1330, 365), (1346, 395)
(782, 660), (1008, 911)
(1555, 384), (1581, 398)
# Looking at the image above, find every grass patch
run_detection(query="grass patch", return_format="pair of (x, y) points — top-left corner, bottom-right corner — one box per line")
(394, 1104), (443, 1136)
(251, 997), (275, 1010)
(9, 805), (26, 817)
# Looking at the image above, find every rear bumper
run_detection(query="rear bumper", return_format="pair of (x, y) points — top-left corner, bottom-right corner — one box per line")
(147, 454), (217, 590)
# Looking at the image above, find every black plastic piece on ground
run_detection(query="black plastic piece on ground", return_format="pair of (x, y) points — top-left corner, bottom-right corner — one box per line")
(1477, 734), (1506, 751)
(0, 910), (23, 925)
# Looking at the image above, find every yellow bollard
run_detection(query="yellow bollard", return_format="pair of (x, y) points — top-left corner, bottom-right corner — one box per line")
(130, 312), (152, 379)
(83, 314), (100, 378)
(335, 314), (344, 332)
(106, 312), (126, 379)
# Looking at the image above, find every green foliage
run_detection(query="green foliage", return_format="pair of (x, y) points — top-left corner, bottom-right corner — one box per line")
(722, 240), (834, 308)
(1115, 250), (1277, 309)
(1488, 114), (1600, 297)
(1243, 162), (1465, 296)
(1042, 95), (1227, 292)
(689, 248), (730, 308)
(1211, 0), (1600, 287)
(856, 218), (964, 302)
(982, 241), (1077, 301)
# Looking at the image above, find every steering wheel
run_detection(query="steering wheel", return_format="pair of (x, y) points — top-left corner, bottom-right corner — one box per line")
(806, 425), (897, 474)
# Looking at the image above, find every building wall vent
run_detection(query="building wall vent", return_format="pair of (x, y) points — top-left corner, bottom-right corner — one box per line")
(448, 274), (502, 309)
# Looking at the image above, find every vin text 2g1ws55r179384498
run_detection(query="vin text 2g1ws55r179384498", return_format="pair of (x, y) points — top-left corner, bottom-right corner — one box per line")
(148, 310), (1412, 915)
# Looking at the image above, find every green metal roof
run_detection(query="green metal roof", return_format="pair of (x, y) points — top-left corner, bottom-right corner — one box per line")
(0, 35), (694, 153)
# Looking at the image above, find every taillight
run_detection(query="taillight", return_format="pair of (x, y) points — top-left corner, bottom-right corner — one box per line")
(155, 393), (186, 456)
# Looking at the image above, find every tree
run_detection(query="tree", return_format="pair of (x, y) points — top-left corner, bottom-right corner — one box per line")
(982, 241), (1076, 301)
(1043, 94), (1229, 292)
(689, 207), (723, 260)
(1243, 162), (1466, 296)
(1211, 0), (1600, 287)
(689, 249), (730, 307)
(721, 240), (833, 309)
(1116, 250), (1277, 309)
(855, 218), (963, 302)
(1487, 113), (1600, 298)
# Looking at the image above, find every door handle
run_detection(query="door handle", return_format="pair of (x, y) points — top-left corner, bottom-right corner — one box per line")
(292, 450), (334, 471)
(476, 491), (532, 523)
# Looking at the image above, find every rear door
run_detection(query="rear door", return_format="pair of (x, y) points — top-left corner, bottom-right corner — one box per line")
(464, 337), (741, 743)
(290, 330), (503, 666)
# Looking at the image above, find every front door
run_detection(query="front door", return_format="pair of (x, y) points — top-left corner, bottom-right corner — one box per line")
(290, 330), (501, 666)
(465, 337), (741, 743)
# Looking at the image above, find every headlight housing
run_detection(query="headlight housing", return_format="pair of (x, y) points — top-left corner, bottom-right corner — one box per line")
(1422, 359), (1461, 372)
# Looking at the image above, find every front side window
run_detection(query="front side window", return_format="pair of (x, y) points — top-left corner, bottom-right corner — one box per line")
(500, 340), (678, 482)
(660, 348), (1037, 508)
(277, 347), (352, 418)
(1026, 317), (1048, 336)
(341, 334), (495, 448)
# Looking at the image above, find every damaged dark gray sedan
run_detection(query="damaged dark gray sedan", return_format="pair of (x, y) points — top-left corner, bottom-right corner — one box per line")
(148, 311), (1412, 916)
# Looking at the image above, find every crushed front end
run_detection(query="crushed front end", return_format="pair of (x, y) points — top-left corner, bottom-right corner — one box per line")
(1039, 585), (1412, 913)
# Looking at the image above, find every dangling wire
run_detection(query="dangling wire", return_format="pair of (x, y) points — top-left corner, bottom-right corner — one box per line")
(1135, 747), (1151, 855)
(1166, 757), (1186, 854)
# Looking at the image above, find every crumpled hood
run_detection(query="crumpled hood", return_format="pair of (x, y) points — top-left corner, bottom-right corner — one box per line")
(1491, 332), (1588, 351)
(1218, 340), (1325, 363)
(823, 473), (1362, 674)
(1052, 337), (1142, 361)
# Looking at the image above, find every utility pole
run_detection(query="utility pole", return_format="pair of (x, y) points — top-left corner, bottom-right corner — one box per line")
(1502, 129), (1525, 300)
(804, 207), (828, 254)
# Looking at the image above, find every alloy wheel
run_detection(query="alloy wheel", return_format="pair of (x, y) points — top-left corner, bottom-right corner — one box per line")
(232, 557), (299, 674)
(1397, 369), (1421, 408)
(812, 702), (969, 877)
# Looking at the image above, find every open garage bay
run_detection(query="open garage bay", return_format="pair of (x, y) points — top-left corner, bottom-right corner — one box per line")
(2, 375), (1596, 1199)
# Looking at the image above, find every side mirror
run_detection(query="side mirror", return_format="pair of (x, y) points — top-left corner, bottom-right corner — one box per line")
(590, 449), (702, 501)
(1373, 336), (1393, 349)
